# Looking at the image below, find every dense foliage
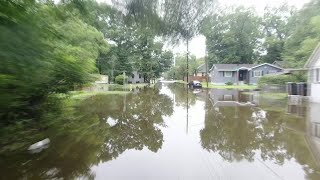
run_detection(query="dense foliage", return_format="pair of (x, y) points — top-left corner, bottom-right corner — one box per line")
(258, 73), (307, 86)
(115, 74), (128, 85)
(202, 0), (320, 68)
(0, 0), (175, 124)
(2, 0), (320, 124)
(165, 54), (203, 80)
(0, 0), (108, 123)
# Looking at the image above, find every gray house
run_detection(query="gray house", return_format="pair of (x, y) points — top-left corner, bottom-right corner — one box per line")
(128, 71), (144, 83)
(209, 63), (283, 85)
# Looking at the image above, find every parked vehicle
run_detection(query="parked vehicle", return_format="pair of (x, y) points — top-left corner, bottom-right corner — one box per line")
(188, 80), (202, 88)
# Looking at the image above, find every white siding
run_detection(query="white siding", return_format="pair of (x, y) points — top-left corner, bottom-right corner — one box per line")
(315, 56), (320, 66)
(310, 83), (320, 103)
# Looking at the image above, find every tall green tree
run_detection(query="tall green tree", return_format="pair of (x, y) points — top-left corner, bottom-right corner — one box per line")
(283, 0), (320, 67)
(202, 7), (261, 65)
(113, 0), (216, 82)
(261, 4), (296, 64)
(0, 0), (108, 123)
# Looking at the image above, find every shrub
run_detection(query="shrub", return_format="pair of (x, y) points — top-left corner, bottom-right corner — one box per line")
(225, 82), (233, 85)
(115, 75), (128, 85)
(258, 73), (307, 87)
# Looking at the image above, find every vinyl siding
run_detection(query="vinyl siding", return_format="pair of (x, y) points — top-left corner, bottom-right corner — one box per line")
(210, 70), (237, 84)
(128, 71), (144, 83)
(249, 65), (283, 84)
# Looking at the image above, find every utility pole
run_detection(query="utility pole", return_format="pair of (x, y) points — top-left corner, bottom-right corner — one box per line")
(205, 44), (209, 88)
(123, 71), (126, 86)
(186, 36), (189, 83)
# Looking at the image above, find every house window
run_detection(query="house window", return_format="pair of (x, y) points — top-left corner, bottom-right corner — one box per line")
(202, 73), (205, 77)
(315, 68), (320, 82)
(139, 74), (142, 78)
(224, 71), (233, 77)
(132, 74), (134, 78)
(223, 95), (233, 101)
(254, 70), (262, 77)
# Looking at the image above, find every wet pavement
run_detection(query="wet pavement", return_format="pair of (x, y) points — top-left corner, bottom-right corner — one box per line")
(1, 83), (320, 180)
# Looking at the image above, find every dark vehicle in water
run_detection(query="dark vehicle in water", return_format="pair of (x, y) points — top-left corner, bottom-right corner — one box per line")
(188, 80), (202, 88)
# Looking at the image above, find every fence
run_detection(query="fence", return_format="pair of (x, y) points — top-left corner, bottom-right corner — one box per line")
(287, 82), (308, 96)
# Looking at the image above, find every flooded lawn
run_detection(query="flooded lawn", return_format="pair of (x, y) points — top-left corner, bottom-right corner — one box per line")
(1, 83), (320, 180)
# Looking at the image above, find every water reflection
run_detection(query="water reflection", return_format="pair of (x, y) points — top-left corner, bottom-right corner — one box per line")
(200, 88), (320, 179)
(0, 88), (173, 180)
(1, 84), (320, 179)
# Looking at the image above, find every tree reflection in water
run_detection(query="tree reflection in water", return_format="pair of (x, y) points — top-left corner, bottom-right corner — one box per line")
(0, 88), (173, 180)
(200, 90), (320, 179)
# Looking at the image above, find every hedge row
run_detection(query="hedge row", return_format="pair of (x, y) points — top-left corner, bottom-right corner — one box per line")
(258, 73), (307, 86)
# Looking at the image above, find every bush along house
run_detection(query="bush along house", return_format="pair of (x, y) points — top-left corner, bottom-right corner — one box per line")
(209, 63), (283, 85)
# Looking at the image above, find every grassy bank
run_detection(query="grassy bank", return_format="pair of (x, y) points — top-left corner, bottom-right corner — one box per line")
(175, 80), (257, 89)
(241, 91), (288, 99)
(70, 91), (131, 100)
(100, 83), (152, 88)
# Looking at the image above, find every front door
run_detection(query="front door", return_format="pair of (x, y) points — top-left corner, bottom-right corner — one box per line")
(238, 70), (247, 82)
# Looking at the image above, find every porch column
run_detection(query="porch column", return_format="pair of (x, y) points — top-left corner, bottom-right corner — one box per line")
(236, 70), (239, 85)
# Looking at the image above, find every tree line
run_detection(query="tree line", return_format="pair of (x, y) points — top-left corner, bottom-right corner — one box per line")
(202, 0), (320, 68)
(1, 0), (216, 124)
(0, 0), (188, 124)
(2, 0), (319, 123)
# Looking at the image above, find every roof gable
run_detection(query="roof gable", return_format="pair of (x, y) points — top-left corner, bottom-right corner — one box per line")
(210, 63), (282, 71)
(272, 61), (287, 68)
(197, 64), (208, 73)
(304, 43), (320, 68)
(251, 63), (283, 70)
(212, 64), (256, 71)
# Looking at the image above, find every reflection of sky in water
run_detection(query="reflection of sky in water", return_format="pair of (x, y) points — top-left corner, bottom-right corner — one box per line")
(2, 84), (320, 180)
(91, 84), (319, 180)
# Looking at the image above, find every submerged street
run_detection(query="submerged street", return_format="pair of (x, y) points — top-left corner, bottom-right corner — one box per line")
(1, 83), (320, 180)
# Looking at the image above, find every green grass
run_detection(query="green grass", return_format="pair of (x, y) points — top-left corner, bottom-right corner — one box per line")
(108, 83), (151, 88)
(260, 93), (288, 99)
(175, 80), (257, 89)
(70, 91), (131, 100)
(241, 91), (288, 99)
(175, 80), (188, 84)
(202, 83), (257, 89)
(201, 82), (257, 89)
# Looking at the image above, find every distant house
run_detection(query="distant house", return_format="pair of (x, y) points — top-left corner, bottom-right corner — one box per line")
(95, 75), (109, 84)
(184, 64), (209, 82)
(304, 43), (320, 102)
(128, 71), (144, 83)
(272, 61), (288, 68)
(196, 64), (207, 77)
(209, 63), (283, 85)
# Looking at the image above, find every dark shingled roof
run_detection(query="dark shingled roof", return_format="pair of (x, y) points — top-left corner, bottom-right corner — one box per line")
(212, 64), (256, 71)
(197, 64), (209, 73)
(272, 61), (288, 68)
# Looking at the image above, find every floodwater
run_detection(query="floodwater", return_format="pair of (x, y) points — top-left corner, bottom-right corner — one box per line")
(1, 83), (320, 180)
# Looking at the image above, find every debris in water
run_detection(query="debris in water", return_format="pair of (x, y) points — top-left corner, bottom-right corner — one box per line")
(28, 138), (50, 153)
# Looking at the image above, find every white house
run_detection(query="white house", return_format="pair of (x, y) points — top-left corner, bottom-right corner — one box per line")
(304, 43), (320, 103)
